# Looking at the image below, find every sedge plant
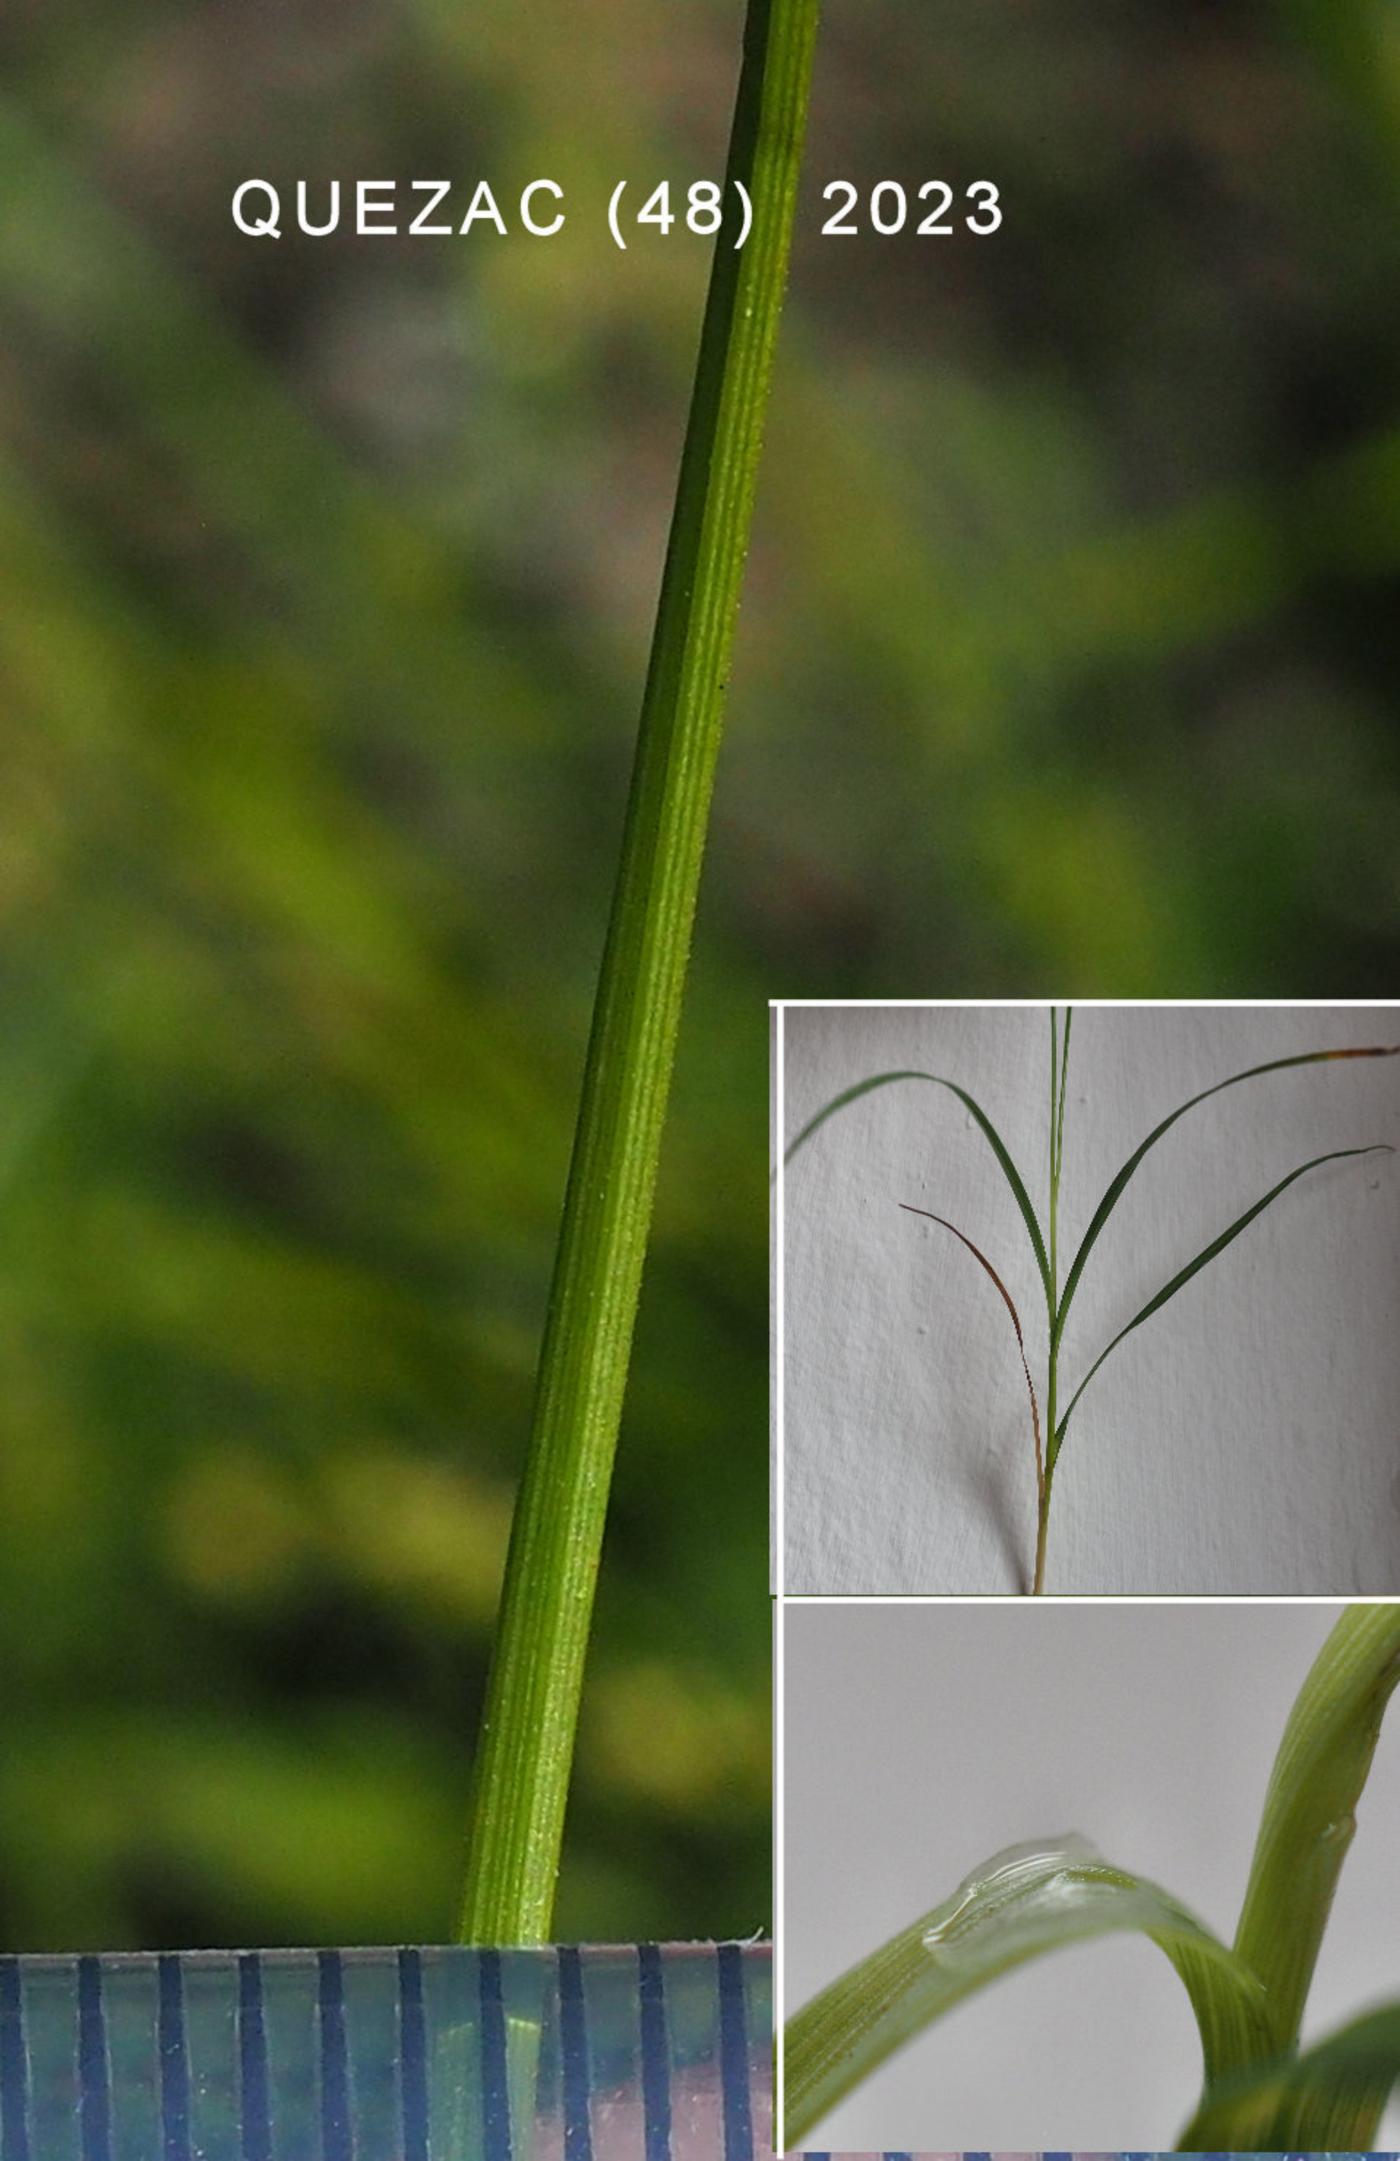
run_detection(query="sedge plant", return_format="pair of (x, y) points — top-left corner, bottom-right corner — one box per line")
(784, 1602), (1400, 2149)
(785, 1008), (1396, 1593)
(459, 0), (820, 1945)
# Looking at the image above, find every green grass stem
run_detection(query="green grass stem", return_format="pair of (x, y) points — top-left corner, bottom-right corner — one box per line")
(458, 0), (819, 1945)
(1232, 1601), (1400, 2052)
(1037, 1007), (1070, 1593)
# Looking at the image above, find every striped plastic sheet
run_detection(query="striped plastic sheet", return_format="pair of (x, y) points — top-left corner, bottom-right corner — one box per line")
(0, 1941), (770, 2161)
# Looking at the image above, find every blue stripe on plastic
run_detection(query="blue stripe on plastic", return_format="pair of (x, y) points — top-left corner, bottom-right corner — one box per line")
(1043, 2150), (1073, 2160)
(478, 1950), (514, 2161)
(715, 1943), (751, 2161)
(78, 1957), (112, 2161)
(237, 1956), (272, 2161)
(477, 1953), (516, 2161)
(885, 2151), (913, 2160)
(397, 1951), (429, 2161)
(636, 1944), (671, 2161)
(317, 1951), (352, 2161)
(557, 1947), (593, 2161)
(0, 1959), (29, 2161)
(157, 1956), (190, 2161)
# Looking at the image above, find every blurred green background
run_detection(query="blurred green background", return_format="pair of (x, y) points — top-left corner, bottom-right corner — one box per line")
(0, 0), (1397, 1950)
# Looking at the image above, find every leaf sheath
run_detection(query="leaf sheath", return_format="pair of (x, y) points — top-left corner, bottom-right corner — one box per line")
(1231, 1602), (1400, 2054)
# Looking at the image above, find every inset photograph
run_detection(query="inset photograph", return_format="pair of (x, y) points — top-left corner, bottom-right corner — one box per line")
(776, 1003), (1399, 1594)
(779, 1599), (1400, 2150)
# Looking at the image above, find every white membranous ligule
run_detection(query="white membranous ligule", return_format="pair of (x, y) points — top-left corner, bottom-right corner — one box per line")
(921, 1835), (1107, 1952)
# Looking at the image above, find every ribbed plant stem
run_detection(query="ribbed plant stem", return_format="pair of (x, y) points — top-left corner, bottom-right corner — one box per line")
(459, 0), (820, 1945)
(1031, 1488), (1048, 1597)
(1037, 1004), (1068, 1597)
(1035, 1364), (1054, 1596)
(1232, 1603), (1400, 2050)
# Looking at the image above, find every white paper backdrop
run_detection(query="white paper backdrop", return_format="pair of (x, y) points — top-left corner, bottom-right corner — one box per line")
(780, 1004), (1400, 1594)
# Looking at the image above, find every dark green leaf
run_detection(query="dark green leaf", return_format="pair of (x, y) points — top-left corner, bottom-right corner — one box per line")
(1052, 1143), (1392, 1465)
(1054, 1005), (1071, 1187)
(1056, 1045), (1399, 1344)
(1180, 2003), (1400, 2150)
(786, 1071), (1051, 1316)
(899, 1203), (1043, 1497)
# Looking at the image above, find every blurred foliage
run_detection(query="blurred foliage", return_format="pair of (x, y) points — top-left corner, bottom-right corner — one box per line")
(0, 0), (1397, 1948)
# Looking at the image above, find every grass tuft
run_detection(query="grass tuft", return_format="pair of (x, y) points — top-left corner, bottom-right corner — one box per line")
(787, 1012), (1396, 1593)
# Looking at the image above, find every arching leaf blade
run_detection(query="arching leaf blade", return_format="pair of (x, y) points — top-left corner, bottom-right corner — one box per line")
(785, 1070), (1051, 1311)
(782, 1836), (1271, 2146)
(1179, 2003), (1400, 2150)
(1056, 1044), (1399, 1343)
(899, 1203), (1043, 1503)
(1052, 1143), (1393, 1466)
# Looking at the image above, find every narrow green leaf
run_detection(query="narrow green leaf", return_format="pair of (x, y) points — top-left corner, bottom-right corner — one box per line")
(1049, 1009), (1059, 1212)
(786, 1071), (1052, 1317)
(1180, 2002), (1400, 2150)
(899, 1204), (1043, 1502)
(1233, 1602), (1400, 2055)
(1049, 1003), (1072, 1309)
(1052, 1143), (1392, 1466)
(782, 1836), (1271, 2146)
(1055, 1005), (1072, 1189)
(1056, 1043), (1399, 1345)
